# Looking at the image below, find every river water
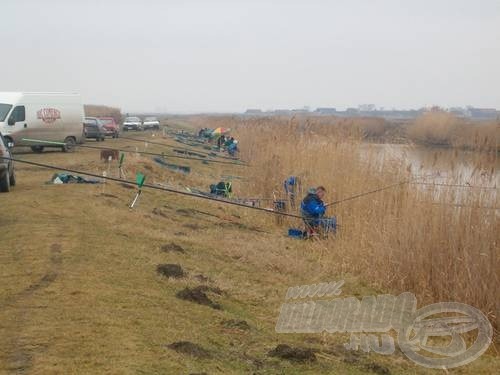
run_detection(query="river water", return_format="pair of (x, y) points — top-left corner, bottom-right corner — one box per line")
(360, 143), (499, 210)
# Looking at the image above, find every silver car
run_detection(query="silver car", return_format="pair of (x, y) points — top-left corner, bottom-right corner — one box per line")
(122, 117), (143, 131)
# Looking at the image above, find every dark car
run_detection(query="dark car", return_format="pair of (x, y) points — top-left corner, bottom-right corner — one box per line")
(0, 132), (16, 192)
(84, 117), (105, 141)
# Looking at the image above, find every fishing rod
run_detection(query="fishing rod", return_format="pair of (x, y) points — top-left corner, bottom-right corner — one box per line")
(75, 144), (246, 166)
(2, 156), (304, 219)
(411, 182), (498, 190)
(20, 139), (247, 167)
(419, 201), (499, 210)
(119, 135), (247, 163)
(325, 174), (437, 207)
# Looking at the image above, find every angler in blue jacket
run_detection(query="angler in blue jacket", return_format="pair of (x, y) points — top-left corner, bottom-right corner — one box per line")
(301, 186), (327, 226)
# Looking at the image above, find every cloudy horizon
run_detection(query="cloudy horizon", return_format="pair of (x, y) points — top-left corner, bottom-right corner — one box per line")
(2, 0), (499, 113)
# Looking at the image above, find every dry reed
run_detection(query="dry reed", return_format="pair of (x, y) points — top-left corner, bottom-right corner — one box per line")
(214, 116), (499, 331)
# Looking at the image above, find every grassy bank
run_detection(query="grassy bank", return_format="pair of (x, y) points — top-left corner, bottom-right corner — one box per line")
(0, 130), (498, 374)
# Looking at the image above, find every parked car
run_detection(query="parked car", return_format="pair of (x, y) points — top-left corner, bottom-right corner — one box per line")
(98, 117), (120, 138)
(0, 92), (84, 153)
(84, 117), (105, 141)
(142, 116), (160, 130)
(0, 132), (16, 192)
(122, 117), (142, 131)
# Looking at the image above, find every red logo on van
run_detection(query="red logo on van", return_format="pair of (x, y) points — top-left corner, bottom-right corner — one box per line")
(37, 108), (61, 124)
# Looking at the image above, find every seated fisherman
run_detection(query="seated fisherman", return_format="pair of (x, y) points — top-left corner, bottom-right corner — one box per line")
(301, 186), (326, 226)
(301, 186), (336, 236)
(300, 186), (337, 236)
(225, 136), (235, 147)
(217, 135), (226, 149)
(227, 140), (238, 156)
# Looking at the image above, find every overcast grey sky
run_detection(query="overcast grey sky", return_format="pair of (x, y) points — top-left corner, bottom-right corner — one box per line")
(1, 0), (499, 113)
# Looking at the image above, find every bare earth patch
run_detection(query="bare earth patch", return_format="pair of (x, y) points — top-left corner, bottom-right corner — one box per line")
(160, 242), (186, 253)
(268, 344), (317, 363)
(166, 341), (211, 359)
(176, 286), (222, 310)
(156, 264), (185, 278)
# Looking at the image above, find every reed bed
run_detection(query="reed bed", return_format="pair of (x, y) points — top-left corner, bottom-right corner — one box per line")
(408, 111), (499, 151)
(218, 116), (499, 331)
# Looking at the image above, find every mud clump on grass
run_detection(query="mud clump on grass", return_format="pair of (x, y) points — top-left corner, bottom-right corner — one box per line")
(161, 243), (185, 253)
(167, 341), (211, 358)
(176, 285), (222, 310)
(268, 344), (316, 363)
(156, 264), (185, 278)
(222, 319), (250, 331)
(364, 362), (390, 375)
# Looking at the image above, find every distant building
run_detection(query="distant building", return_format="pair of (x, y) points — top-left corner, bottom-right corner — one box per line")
(273, 109), (293, 115)
(358, 104), (376, 112)
(291, 106), (310, 114)
(244, 109), (263, 115)
(468, 107), (498, 120)
(448, 107), (468, 117)
(315, 107), (337, 115)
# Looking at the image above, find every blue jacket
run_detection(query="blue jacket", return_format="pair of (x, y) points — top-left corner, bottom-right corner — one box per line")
(301, 193), (326, 218)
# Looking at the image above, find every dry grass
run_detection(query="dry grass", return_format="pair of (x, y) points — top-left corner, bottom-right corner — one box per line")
(189, 112), (499, 151)
(1, 126), (498, 373)
(188, 114), (390, 141)
(222, 116), (499, 333)
(408, 111), (500, 151)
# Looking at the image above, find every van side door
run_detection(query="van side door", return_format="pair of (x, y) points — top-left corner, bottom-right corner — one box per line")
(7, 106), (30, 143)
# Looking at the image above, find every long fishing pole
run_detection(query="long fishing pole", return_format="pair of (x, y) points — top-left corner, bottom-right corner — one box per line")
(20, 139), (247, 167)
(325, 174), (436, 207)
(119, 135), (246, 163)
(2, 156), (304, 219)
(82, 144), (247, 166)
(411, 182), (498, 190)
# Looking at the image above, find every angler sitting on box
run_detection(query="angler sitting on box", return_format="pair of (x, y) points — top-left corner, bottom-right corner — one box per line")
(300, 186), (336, 236)
(227, 140), (238, 156)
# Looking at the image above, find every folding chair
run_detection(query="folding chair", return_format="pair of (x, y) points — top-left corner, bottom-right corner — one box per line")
(302, 216), (337, 240)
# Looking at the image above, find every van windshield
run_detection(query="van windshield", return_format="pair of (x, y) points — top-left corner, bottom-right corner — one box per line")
(0, 104), (13, 122)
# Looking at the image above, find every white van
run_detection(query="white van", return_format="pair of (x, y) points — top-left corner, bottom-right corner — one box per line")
(0, 92), (84, 152)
